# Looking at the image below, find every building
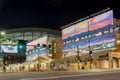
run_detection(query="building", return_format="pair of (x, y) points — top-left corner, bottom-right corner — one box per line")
(4, 28), (60, 41)
(0, 27), (61, 72)
(52, 37), (62, 59)
(50, 37), (64, 70)
(60, 9), (120, 70)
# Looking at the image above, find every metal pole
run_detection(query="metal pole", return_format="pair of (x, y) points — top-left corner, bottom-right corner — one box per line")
(88, 19), (93, 69)
(77, 46), (80, 70)
(64, 51), (67, 70)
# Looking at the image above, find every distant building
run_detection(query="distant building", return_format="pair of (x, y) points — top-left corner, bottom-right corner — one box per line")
(4, 28), (61, 41)
(0, 28), (61, 71)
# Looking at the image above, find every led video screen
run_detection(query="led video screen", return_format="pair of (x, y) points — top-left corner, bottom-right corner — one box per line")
(26, 36), (47, 51)
(0, 45), (18, 53)
(26, 48), (47, 61)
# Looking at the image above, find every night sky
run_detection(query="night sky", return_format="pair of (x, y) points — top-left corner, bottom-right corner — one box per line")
(0, 0), (119, 31)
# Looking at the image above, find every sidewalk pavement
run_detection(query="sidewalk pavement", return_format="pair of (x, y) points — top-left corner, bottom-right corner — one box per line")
(67, 68), (120, 72)
(1, 68), (120, 74)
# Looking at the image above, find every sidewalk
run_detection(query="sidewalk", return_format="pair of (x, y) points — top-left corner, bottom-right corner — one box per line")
(67, 68), (120, 73)
(1, 68), (120, 74)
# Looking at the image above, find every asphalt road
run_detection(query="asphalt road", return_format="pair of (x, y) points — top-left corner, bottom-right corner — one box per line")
(0, 70), (120, 80)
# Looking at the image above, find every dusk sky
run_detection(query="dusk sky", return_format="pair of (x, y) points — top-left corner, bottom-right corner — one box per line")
(0, 0), (119, 31)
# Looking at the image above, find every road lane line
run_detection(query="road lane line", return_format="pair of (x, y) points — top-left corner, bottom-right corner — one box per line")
(19, 73), (97, 80)
(20, 71), (120, 80)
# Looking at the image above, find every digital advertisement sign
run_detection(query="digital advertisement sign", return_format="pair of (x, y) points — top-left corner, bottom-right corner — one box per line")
(26, 36), (47, 52)
(0, 45), (18, 53)
(62, 10), (115, 56)
(0, 39), (19, 54)
(26, 48), (47, 62)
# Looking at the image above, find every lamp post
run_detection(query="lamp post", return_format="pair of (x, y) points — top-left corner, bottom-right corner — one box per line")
(87, 19), (93, 69)
(0, 31), (6, 45)
(0, 31), (6, 53)
(0, 31), (5, 72)
(63, 50), (66, 64)
(77, 46), (81, 70)
(63, 49), (68, 70)
(1, 31), (5, 36)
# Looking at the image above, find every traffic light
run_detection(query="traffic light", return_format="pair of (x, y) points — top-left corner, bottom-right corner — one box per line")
(106, 53), (109, 57)
(18, 44), (24, 49)
(89, 50), (93, 57)
(48, 45), (52, 50)
(18, 40), (26, 53)
(43, 44), (47, 48)
(76, 55), (81, 62)
(7, 39), (12, 44)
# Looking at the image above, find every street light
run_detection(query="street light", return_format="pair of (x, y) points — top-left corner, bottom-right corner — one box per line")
(63, 50), (67, 63)
(77, 46), (81, 70)
(0, 31), (6, 41)
(63, 49), (68, 70)
(0, 31), (6, 52)
(0, 31), (5, 72)
(1, 31), (5, 35)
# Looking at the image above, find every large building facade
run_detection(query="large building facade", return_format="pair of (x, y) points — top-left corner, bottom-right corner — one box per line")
(0, 28), (61, 72)
(60, 9), (120, 70)
(4, 28), (60, 41)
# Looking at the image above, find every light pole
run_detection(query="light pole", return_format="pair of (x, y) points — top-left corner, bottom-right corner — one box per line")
(0, 31), (6, 53)
(77, 46), (81, 70)
(63, 50), (66, 64)
(0, 31), (5, 72)
(63, 49), (68, 70)
(87, 19), (93, 69)
(1, 31), (5, 36)
(0, 31), (6, 45)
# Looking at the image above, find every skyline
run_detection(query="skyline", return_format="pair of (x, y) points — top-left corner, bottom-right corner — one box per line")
(0, 0), (119, 31)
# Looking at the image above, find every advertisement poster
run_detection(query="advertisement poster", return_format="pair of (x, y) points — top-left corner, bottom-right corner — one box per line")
(0, 45), (18, 53)
(62, 10), (115, 56)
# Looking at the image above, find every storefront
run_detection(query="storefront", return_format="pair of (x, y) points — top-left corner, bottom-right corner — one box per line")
(34, 56), (52, 70)
(79, 51), (120, 69)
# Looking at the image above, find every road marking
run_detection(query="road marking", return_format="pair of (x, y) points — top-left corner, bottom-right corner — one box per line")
(94, 79), (100, 80)
(20, 73), (98, 80)
(20, 70), (120, 80)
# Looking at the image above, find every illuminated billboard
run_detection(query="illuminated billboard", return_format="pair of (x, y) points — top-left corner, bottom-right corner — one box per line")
(26, 36), (47, 51)
(26, 48), (47, 62)
(90, 33), (115, 51)
(62, 10), (115, 56)
(62, 19), (90, 40)
(62, 24), (76, 40)
(75, 19), (89, 37)
(89, 10), (115, 51)
(89, 10), (113, 33)
(0, 40), (19, 54)
(0, 45), (18, 53)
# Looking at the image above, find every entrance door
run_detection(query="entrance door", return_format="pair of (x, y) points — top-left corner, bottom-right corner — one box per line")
(113, 59), (119, 68)
(99, 60), (109, 69)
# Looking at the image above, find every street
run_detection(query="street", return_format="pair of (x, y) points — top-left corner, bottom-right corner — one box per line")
(0, 70), (120, 80)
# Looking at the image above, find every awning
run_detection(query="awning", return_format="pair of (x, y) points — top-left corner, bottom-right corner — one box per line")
(51, 58), (64, 63)
(80, 57), (92, 62)
(34, 55), (52, 61)
(96, 55), (108, 60)
(113, 57), (120, 59)
(96, 57), (108, 60)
